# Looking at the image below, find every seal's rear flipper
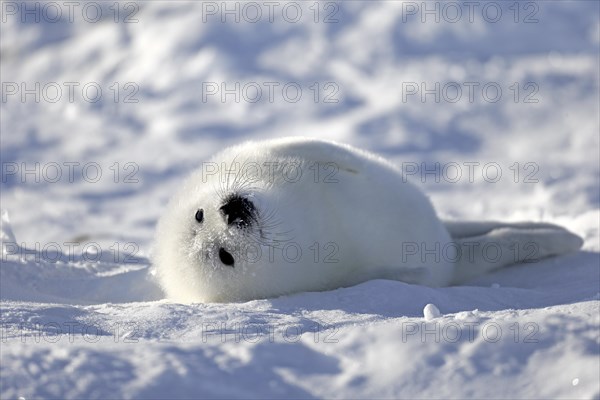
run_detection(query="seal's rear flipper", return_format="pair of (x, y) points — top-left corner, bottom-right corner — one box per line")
(444, 221), (584, 284)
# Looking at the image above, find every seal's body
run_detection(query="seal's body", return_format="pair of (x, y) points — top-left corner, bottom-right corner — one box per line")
(154, 137), (583, 303)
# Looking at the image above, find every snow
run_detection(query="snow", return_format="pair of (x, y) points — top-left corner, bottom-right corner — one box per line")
(1, 1), (599, 399)
(423, 303), (441, 321)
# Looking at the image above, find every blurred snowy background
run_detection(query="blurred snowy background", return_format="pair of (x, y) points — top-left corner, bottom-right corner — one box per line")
(1, 1), (599, 398)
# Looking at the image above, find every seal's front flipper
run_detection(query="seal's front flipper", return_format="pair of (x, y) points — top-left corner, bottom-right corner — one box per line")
(444, 221), (584, 284)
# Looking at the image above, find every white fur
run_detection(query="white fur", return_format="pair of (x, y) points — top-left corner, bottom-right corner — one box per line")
(153, 137), (583, 303)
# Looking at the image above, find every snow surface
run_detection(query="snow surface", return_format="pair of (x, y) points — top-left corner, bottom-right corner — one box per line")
(1, 1), (599, 399)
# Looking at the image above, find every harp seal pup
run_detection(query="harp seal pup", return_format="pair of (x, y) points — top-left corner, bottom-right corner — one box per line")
(153, 137), (583, 303)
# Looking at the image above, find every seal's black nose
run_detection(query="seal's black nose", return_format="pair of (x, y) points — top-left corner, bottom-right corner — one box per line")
(219, 248), (235, 267)
(220, 195), (255, 228)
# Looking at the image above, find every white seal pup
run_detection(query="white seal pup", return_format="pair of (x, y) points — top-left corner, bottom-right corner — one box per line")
(153, 137), (583, 303)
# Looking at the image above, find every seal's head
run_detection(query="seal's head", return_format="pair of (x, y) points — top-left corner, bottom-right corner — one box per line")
(153, 161), (294, 303)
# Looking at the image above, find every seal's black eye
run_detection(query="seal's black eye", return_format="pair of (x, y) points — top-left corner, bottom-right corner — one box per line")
(219, 247), (235, 267)
(220, 195), (255, 228)
(195, 209), (204, 223)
